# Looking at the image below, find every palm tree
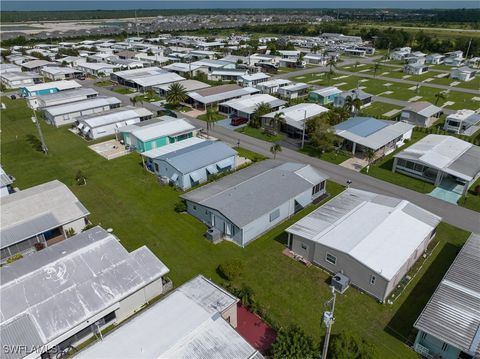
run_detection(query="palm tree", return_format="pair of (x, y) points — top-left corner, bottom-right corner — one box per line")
(434, 91), (447, 105)
(326, 58), (336, 79)
(270, 143), (282, 159)
(250, 102), (272, 129)
(166, 82), (187, 107)
(354, 60), (360, 69)
(343, 96), (362, 115)
(205, 106), (218, 136)
(364, 148), (375, 173)
(268, 112), (285, 135)
(130, 97), (137, 107)
(373, 62), (381, 77)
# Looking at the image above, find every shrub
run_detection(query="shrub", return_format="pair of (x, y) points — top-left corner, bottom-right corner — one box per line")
(65, 228), (76, 237)
(6, 253), (23, 264)
(271, 326), (317, 359)
(216, 259), (244, 281)
(174, 200), (187, 213)
(34, 242), (45, 251)
(82, 223), (96, 232)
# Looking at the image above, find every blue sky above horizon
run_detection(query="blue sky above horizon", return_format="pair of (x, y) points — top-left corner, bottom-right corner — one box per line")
(3, 0), (479, 11)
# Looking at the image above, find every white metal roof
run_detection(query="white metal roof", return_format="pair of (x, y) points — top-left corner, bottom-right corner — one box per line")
(121, 117), (196, 142)
(76, 276), (257, 359)
(286, 188), (441, 280)
(79, 107), (152, 128)
(40, 66), (79, 75)
(0, 227), (169, 357)
(311, 86), (342, 97)
(155, 79), (210, 92)
(22, 80), (81, 93)
(133, 72), (185, 87)
(0, 180), (89, 248)
(44, 96), (121, 116)
(264, 103), (328, 130)
(256, 79), (292, 88)
(395, 135), (480, 180)
(142, 137), (205, 159)
(222, 94), (286, 115)
(240, 72), (270, 81)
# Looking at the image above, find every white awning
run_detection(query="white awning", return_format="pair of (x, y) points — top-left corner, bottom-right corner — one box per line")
(190, 170), (203, 183)
(125, 119), (137, 125)
(170, 173), (179, 182)
(206, 165), (218, 175)
(216, 159), (232, 169)
(77, 123), (84, 130)
(83, 126), (91, 133)
(295, 195), (311, 209)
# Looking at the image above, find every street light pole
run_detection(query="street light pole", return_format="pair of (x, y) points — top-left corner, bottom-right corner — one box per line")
(31, 111), (48, 154)
(301, 109), (306, 149)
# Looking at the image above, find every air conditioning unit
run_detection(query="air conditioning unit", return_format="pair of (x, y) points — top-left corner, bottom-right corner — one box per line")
(205, 227), (222, 244)
(331, 272), (350, 294)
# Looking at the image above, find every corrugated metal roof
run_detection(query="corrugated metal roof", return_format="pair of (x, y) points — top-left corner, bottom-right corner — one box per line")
(141, 137), (205, 159)
(182, 161), (327, 228)
(1, 180), (90, 249)
(154, 140), (237, 174)
(21, 80), (81, 93)
(0, 226), (169, 352)
(222, 94), (286, 115)
(133, 72), (185, 87)
(188, 86), (259, 105)
(286, 188), (441, 280)
(0, 314), (44, 359)
(79, 106), (152, 128)
(37, 87), (98, 105)
(75, 276), (258, 359)
(414, 233), (480, 356)
(121, 117), (195, 142)
(44, 96), (121, 116)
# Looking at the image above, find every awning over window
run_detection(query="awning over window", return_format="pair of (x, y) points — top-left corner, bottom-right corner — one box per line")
(216, 158), (232, 169)
(206, 165), (218, 175)
(170, 173), (179, 182)
(189, 170), (203, 183)
(295, 195), (311, 209)
(77, 123), (84, 130)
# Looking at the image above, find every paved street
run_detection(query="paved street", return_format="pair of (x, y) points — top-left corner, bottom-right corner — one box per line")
(82, 80), (480, 233)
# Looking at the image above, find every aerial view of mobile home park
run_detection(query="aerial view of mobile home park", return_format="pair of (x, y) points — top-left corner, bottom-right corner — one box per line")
(0, 1), (479, 358)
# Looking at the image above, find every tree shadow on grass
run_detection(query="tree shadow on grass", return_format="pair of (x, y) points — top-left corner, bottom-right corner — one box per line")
(384, 243), (461, 346)
(273, 232), (288, 246)
(26, 134), (43, 152)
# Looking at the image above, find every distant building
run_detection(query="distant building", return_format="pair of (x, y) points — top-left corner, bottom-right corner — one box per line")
(0, 165), (14, 198)
(75, 275), (262, 359)
(399, 102), (443, 128)
(33, 87), (98, 109)
(334, 89), (373, 109)
(19, 80), (82, 97)
(404, 63), (429, 75)
(277, 83), (310, 99)
(0, 180), (90, 262)
(413, 233), (480, 359)
(0, 226), (170, 359)
(425, 53), (444, 65)
(309, 86), (342, 105)
(40, 66), (83, 81)
(238, 72), (270, 87)
(43, 96), (121, 127)
(0, 71), (41, 89)
(182, 160), (328, 247)
(187, 84), (259, 110)
(286, 188), (441, 302)
(450, 67), (477, 82)
(219, 94), (286, 120)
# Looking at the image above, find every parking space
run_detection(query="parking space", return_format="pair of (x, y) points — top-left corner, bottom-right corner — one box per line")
(216, 118), (248, 130)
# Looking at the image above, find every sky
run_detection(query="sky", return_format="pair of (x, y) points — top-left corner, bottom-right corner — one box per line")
(2, 0), (479, 11)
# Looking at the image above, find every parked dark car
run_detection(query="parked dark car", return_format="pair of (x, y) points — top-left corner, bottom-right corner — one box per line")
(10, 94), (16, 100)
(230, 116), (248, 126)
(77, 75), (86, 80)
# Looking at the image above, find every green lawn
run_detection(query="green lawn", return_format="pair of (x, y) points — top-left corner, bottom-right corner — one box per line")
(360, 102), (403, 119)
(113, 87), (136, 95)
(235, 146), (268, 162)
(197, 112), (225, 121)
(300, 144), (352, 165)
(235, 126), (285, 143)
(95, 80), (114, 87)
(459, 178), (480, 212)
(1, 96), (473, 358)
(277, 66), (302, 74)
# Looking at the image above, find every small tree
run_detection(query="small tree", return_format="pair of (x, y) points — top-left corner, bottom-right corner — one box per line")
(130, 97), (137, 107)
(65, 228), (76, 238)
(328, 332), (378, 359)
(249, 102), (272, 129)
(174, 199), (187, 213)
(373, 62), (381, 77)
(268, 112), (285, 135)
(272, 326), (317, 359)
(434, 91), (447, 105)
(270, 143), (282, 159)
(205, 106), (218, 136)
(75, 170), (87, 185)
(364, 148), (376, 173)
(217, 259), (244, 281)
(166, 82), (188, 108)
(343, 96), (362, 115)
(307, 116), (337, 153)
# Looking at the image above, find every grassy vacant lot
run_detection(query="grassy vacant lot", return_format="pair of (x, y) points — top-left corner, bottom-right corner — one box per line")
(360, 102), (403, 119)
(1, 96), (472, 358)
(197, 112), (225, 121)
(300, 144), (352, 165)
(235, 126), (285, 143)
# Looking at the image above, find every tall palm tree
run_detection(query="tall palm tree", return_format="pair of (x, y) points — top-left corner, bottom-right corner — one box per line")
(344, 96), (362, 115)
(354, 60), (360, 69)
(434, 91), (447, 105)
(327, 58), (336, 79)
(166, 82), (187, 107)
(373, 62), (381, 77)
(270, 143), (282, 159)
(269, 112), (285, 134)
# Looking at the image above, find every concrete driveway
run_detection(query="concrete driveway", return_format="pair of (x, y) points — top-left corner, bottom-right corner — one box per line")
(340, 157), (368, 172)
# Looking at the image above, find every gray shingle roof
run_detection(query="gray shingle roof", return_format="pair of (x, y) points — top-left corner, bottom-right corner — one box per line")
(182, 160), (327, 228)
(154, 140), (237, 174)
(414, 233), (480, 356)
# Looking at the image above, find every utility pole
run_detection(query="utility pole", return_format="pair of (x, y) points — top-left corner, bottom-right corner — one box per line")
(301, 109), (306, 149)
(465, 38), (472, 60)
(321, 287), (337, 359)
(31, 111), (48, 154)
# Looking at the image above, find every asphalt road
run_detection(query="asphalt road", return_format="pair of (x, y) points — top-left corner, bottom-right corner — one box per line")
(82, 80), (480, 233)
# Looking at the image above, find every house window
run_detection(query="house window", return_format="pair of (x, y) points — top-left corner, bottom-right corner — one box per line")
(193, 205), (197, 210)
(326, 253), (337, 265)
(421, 332), (427, 340)
(312, 181), (324, 195)
(269, 209), (280, 222)
(301, 243), (307, 250)
(154, 163), (159, 172)
(370, 275), (376, 285)
(441, 343), (448, 351)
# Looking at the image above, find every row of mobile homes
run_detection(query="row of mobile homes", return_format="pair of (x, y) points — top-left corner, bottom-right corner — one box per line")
(0, 71), (41, 89)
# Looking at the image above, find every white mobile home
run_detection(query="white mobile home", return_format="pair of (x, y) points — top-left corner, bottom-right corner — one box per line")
(286, 188), (441, 302)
